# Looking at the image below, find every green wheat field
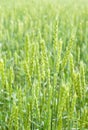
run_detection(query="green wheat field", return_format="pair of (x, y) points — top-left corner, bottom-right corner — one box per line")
(0, 0), (88, 130)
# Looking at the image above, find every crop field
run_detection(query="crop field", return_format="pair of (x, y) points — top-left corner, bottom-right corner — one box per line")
(0, 0), (88, 130)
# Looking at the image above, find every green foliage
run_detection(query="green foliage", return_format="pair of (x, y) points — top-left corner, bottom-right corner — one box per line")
(0, 0), (88, 130)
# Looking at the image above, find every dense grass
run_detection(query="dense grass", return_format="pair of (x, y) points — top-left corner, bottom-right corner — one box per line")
(0, 0), (88, 130)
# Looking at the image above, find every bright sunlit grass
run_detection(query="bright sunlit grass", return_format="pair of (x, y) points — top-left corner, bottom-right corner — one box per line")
(0, 0), (88, 130)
